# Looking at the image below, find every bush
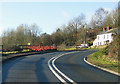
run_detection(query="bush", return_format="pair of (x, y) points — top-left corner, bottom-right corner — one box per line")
(108, 33), (120, 59)
(3, 45), (23, 52)
(90, 50), (104, 59)
(12, 46), (23, 51)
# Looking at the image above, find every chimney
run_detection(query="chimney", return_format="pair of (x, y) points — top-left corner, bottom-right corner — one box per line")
(103, 27), (105, 31)
(103, 27), (107, 32)
(107, 26), (109, 30)
(103, 27), (104, 31)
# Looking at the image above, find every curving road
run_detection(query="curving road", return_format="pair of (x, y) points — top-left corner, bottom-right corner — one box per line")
(1, 50), (119, 83)
(54, 51), (119, 83)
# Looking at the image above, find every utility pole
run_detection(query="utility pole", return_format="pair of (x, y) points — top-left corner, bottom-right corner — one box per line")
(84, 27), (86, 44)
(83, 23), (87, 44)
(76, 23), (78, 49)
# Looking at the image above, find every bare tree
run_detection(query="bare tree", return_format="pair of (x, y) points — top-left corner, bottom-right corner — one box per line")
(90, 16), (97, 29)
(16, 25), (25, 45)
(103, 13), (113, 27)
(112, 9), (118, 28)
(40, 33), (52, 46)
(94, 8), (109, 28)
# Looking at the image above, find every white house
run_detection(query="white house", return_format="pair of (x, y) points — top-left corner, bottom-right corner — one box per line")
(93, 33), (113, 46)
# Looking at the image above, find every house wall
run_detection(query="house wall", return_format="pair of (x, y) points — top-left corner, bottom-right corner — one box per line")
(93, 33), (113, 46)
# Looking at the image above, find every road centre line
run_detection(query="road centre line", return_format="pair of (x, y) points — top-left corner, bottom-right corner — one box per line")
(48, 51), (79, 83)
(48, 56), (67, 83)
(52, 54), (77, 83)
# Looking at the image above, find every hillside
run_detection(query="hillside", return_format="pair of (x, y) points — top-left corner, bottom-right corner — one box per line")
(87, 31), (120, 73)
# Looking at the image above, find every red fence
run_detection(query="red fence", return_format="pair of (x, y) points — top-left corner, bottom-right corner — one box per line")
(29, 45), (57, 51)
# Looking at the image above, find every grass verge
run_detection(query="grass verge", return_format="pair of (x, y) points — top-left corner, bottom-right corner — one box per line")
(87, 50), (119, 73)
(57, 47), (90, 51)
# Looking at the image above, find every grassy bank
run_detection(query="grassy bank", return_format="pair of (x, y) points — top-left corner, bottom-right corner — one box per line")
(2, 49), (58, 62)
(87, 50), (119, 73)
(58, 47), (89, 51)
(57, 45), (91, 51)
(1, 49), (30, 54)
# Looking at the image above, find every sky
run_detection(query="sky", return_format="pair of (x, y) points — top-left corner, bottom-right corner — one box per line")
(0, 1), (118, 36)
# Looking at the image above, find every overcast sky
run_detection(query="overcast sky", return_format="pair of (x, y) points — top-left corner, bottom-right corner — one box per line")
(0, 1), (118, 36)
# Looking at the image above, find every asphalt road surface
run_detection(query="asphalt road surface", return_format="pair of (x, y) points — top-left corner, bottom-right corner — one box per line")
(1, 50), (119, 83)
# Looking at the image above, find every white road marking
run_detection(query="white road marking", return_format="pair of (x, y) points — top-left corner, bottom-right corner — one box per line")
(48, 56), (67, 83)
(84, 56), (120, 76)
(48, 51), (79, 84)
(52, 54), (76, 83)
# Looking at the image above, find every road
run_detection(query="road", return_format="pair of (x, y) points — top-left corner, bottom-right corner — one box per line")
(1, 50), (119, 83)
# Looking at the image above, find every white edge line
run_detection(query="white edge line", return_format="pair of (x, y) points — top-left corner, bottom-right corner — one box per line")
(84, 57), (120, 76)
(48, 56), (67, 83)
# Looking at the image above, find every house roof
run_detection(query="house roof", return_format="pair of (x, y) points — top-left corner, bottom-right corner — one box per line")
(98, 28), (120, 35)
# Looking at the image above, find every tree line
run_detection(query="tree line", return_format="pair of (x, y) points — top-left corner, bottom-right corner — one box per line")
(1, 7), (119, 51)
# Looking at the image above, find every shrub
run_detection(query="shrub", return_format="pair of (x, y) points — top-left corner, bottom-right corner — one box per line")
(108, 33), (120, 59)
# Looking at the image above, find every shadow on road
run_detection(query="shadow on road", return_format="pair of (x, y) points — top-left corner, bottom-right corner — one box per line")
(2, 57), (25, 83)
(2, 57), (50, 83)
(35, 57), (49, 83)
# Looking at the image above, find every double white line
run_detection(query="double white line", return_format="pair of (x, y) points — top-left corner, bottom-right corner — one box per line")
(48, 52), (78, 84)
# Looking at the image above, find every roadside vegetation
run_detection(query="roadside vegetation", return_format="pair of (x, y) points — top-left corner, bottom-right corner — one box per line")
(1, 6), (119, 52)
(1, 3), (119, 72)
(1, 3), (119, 74)
(87, 32), (120, 73)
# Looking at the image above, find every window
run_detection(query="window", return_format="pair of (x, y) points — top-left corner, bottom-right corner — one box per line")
(104, 35), (105, 39)
(98, 36), (99, 40)
(107, 35), (109, 39)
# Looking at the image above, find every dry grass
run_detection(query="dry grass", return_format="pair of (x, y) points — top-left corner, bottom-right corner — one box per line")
(87, 50), (119, 73)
